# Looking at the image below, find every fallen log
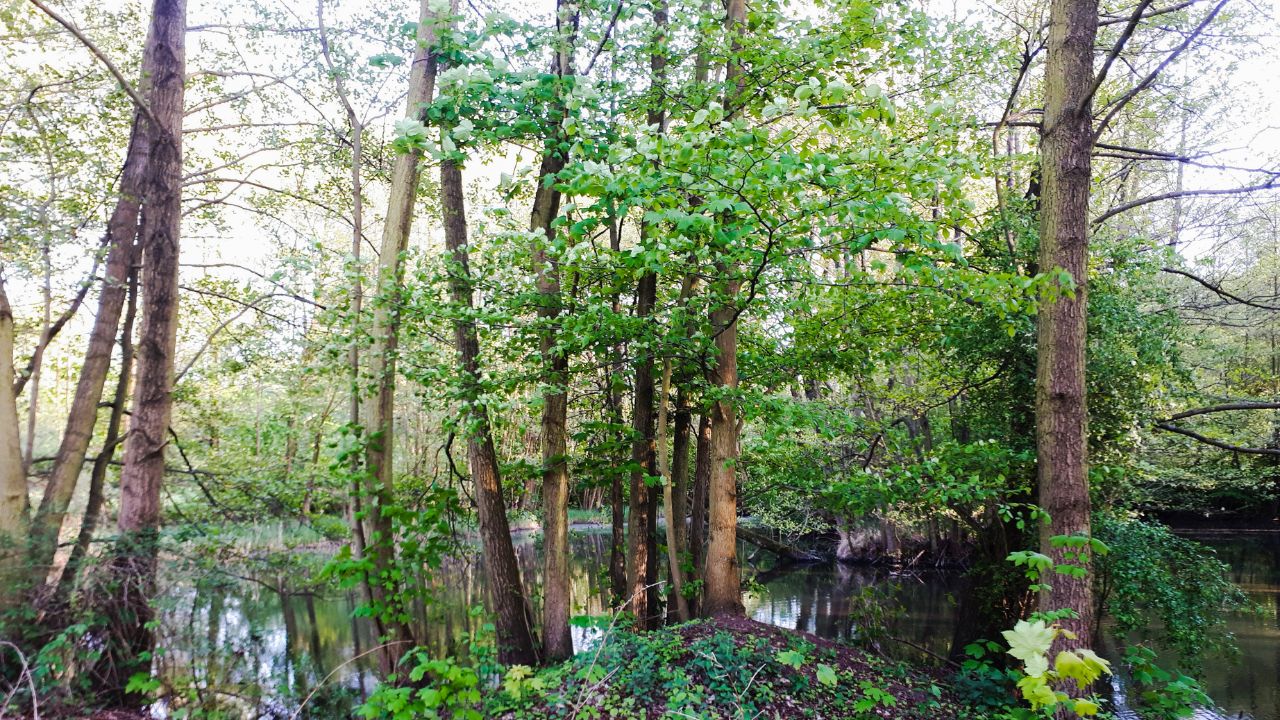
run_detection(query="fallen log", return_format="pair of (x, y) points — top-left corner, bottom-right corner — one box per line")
(737, 526), (827, 562)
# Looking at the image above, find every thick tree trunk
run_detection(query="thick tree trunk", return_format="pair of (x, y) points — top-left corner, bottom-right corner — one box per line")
(57, 269), (137, 603)
(440, 157), (540, 666)
(0, 282), (31, 611)
(102, 0), (185, 703)
(626, 0), (669, 631)
(703, 0), (746, 617)
(1036, 0), (1098, 649)
(28, 115), (150, 589)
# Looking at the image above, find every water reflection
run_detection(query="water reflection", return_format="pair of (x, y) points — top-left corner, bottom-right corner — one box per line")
(1187, 532), (1280, 720)
(154, 529), (1279, 719)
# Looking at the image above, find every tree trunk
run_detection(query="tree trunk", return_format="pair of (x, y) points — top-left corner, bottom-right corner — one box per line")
(354, 0), (441, 656)
(57, 268), (137, 604)
(626, 0), (669, 632)
(533, 0), (579, 659)
(606, 222), (628, 605)
(703, 0), (746, 617)
(657, 362), (690, 621)
(1036, 0), (1098, 650)
(627, 270), (658, 628)
(0, 281), (31, 611)
(440, 157), (540, 666)
(690, 412), (710, 602)
(23, 242), (53, 472)
(27, 112), (150, 590)
(668, 392), (691, 615)
(102, 0), (185, 703)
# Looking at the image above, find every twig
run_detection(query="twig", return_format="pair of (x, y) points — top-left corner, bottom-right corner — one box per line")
(289, 641), (413, 720)
(0, 641), (39, 720)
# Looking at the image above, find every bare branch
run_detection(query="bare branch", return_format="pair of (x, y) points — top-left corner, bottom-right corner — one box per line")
(26, 0), (154, 124)
(1161, 267), (1280, 310)
(1094, 0), (1231, 138)
(1154, 422), (1280, 455)
(1093, 178), (1280, 225)
(1083, 0), (1156, 111)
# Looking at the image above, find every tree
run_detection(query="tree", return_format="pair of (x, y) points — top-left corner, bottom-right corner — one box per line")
(101, 0), (186, 701)
(0, 279), (30, 611)
(1035, 0), (1099, 650)
(27, 114), (147, 594)
(440, 152), (540, 666)
(702, 0), (746, 617)
(532, 0), (580, 661)
(357, 0), (442, 660)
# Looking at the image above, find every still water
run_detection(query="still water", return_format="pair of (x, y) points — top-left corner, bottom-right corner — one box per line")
(155, 529), (1279, 718)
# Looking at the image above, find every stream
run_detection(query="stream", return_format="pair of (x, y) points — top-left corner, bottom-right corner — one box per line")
(154, 528), (1279, 718)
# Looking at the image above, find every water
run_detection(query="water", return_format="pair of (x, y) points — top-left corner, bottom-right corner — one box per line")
(155, 528), (1280, 719)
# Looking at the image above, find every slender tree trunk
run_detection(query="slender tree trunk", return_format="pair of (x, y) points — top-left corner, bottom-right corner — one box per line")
(1036, 0), (1098, 649)
(23, 242), (52, 472)
(606, 223), (628, 605)
(440, 157), (540, 665)
(57, 269), (137, 603)
(627, 270), (658, 628)
(657, 362), (690, 621)
(626, 0), (669, 632)
(103, 0), (185, 702)
(27, 115), (150, 589)
(532, 0), (579, 660)
(690, 412), (710, 602)
(703, 0), (746, 618)
(0, 281), (31, 611)
(346, 0), (441, 657)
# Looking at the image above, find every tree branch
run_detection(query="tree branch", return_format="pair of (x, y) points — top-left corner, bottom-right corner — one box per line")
(26, 0), (154, 124)
(1154, 422), (1280, 455)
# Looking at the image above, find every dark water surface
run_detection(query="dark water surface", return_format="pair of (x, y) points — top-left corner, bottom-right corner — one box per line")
(156, 529), (1279, 718)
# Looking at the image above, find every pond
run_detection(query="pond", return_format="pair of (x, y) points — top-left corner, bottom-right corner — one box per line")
(153, 528), (1280, 719)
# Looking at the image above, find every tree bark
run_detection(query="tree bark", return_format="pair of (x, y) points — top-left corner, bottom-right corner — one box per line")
(703, 0), (746, 618)
(0, 280), (31, 611)
(1036, 0), (1098, 650)
(103, 0), (185, 703)
(27, 110), (150, 590)
(440, 157), (540, 666)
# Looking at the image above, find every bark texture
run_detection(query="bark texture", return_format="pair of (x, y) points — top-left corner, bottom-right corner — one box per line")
(441, 157), (540, 666)
(1036, 0), (1098, 648)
